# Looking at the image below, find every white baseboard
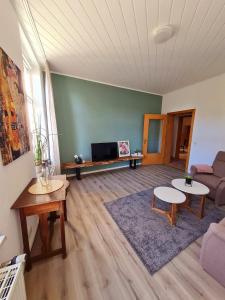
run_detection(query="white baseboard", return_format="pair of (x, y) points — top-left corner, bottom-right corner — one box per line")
(66, 162), (142, 177)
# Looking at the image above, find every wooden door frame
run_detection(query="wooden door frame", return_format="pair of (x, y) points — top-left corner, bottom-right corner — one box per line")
(142, 114), (167, 165)
(175, 116), (184, 159)
(164, 109), (196, 171)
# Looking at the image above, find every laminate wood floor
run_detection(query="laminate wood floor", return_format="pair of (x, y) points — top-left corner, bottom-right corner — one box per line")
(25, 165), (225, 300)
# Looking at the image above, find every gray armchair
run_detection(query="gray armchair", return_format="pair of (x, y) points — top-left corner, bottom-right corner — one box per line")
(191, 151), (225, 206)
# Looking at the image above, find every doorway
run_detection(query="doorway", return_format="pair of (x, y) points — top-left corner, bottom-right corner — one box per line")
(164, 109), (195, 171)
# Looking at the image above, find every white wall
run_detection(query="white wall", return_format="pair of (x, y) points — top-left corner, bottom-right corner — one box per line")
(0, 0), (36, 262)
(162, 73), (225, 169)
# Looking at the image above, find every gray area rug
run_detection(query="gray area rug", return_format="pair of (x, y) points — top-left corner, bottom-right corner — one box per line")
(105, 188), (225, 274)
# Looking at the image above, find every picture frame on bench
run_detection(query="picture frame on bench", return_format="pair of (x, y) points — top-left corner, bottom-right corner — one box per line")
(117, 140), (130, 157)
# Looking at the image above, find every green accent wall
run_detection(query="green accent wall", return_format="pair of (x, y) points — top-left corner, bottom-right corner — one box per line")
(52, 74), (162, 170)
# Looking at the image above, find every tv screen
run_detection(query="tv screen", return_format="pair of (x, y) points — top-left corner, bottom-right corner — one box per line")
(91, 142), (118, 162)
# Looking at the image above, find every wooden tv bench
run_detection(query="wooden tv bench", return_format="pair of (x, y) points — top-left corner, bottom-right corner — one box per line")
(62, 156), (143, 180)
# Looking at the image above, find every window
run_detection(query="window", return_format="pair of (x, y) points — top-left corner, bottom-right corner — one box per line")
(23, 56), (35, 134)
(23, 56), (48, 158)
(20, 26), (59, 170)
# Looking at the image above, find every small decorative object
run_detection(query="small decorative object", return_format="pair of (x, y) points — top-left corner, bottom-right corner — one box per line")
(185, 174), (193, 186)
(32, 125), (49, 181)
(40, 160), (50, 186)
(131, 149), (143, 157)
(34, 131), (43, 166)
(135, 149), (141, 154)
(28, 179), (64, 195)
(32, 115), (57, 180)
(118, 140), (130, 157)
(74, 154), (83, 164)
(33, 125), (48, 165)
(48, 161), (55, 177)
(134, 149), (143, 157)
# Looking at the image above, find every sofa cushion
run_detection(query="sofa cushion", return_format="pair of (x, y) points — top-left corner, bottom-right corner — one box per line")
(192, 164), (213, 174)
(213, 151), (225, 178)
(194, 174), (220, 199)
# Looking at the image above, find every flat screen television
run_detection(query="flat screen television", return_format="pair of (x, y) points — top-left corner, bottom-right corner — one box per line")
(91, 142), (118, 162)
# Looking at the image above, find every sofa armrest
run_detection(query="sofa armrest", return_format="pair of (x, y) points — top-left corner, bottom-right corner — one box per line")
(201, 223), (225, 261)
(200, 222), (225, 288)
(215, 180), (225, 206)
(209, 223), (225, 242)
(219, 177), (225, 183)
(190, 164), (213, 176)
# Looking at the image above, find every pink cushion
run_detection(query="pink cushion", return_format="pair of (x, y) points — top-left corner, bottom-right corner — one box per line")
(194, 164), (213, 174)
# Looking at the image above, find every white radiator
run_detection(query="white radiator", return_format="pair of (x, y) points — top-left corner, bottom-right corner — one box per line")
(0, 263), (26, 300)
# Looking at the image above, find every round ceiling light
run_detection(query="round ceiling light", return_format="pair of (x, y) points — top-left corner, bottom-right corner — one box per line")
(152, 25), (174, 44)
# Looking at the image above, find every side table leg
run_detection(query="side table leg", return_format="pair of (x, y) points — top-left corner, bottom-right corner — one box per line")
(63, 200), (67, 222)
(152, 195), (156, 209)
(184, 193), (190, 208)
(129, 159), (133, 169)
(39, 213), (50, 255)
(129, 159), (137, 169)
(199, 195), (206, 218)
(171, 204), (177, 225)
(19, 209), (32, 271)
(75, 168), (81, 180)
(60, 202), (67, 258)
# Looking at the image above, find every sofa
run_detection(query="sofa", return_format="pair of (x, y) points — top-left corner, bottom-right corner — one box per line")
(191, 151), (225, 206)
(200, 218), (225, 288)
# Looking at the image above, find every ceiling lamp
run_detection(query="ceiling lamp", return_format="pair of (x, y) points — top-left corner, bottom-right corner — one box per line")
(152, 25), (174, 44)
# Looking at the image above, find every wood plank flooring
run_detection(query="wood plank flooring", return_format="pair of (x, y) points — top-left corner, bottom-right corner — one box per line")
(25, 165), (225, 300)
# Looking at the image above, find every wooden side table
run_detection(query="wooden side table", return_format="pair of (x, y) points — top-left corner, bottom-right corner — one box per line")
(11, 175), (69, 271)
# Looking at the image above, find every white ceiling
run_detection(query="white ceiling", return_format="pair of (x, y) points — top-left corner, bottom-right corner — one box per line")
(13, 0), (225, 94)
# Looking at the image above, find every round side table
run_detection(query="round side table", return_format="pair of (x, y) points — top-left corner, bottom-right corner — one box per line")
(153, 187), (186, 225)
(171, 179), (209, 218)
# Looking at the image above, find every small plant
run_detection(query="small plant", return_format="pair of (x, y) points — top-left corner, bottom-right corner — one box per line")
(185, 173), (193, 186)
(185, 174), (192, 178)
(33, 127), (48, 166)
(34, 131), (42, 165)
(31, 113), (48, 166)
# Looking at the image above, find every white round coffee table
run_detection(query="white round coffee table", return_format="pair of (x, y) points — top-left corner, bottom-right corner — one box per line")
(153, 187), (186, 225)
(171, 179), (209, 218)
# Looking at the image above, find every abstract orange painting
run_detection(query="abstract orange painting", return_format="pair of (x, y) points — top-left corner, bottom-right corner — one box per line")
(0, 47), (30, 165)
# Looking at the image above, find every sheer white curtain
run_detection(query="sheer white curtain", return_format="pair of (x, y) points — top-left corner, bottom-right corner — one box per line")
(44, 65), (61, 174)
(23, 51), (60, 174)
(19, 19), (60, 173)
(23, 57), (46, 153)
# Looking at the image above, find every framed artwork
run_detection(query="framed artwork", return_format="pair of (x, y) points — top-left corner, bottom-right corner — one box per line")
(118, 140), (130, 157)
(0, 47), (30, 165)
